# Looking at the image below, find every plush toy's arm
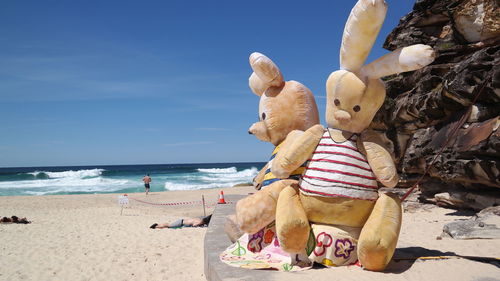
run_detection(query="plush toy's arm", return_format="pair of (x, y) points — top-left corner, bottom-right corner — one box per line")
(271, 124), (324, 179)
(361, 44), (435, 79)
(252, 162), (269, 190)
(359, 130), (399, 188)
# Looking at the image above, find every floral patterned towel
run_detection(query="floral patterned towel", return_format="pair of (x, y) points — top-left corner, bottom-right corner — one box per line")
(308, 223), (361, 267)
(220, 222), (361, 271)
(220, 222), (311, 271)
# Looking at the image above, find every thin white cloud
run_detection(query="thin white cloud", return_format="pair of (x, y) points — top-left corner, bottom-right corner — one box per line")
(163, 141), (214, 147)
(0, 52), (242, 102)
(195, 127), (229, 131)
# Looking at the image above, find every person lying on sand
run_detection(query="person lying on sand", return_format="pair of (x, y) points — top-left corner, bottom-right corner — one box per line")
(1, 216), (30, 224)
(150, 214), (212, 229)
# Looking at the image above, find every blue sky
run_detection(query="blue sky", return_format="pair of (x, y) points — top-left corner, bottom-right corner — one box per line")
(0, 0), (414, 167)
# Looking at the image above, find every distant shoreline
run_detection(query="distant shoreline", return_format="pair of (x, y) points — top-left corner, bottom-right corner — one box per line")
(0, 161), (267, 171)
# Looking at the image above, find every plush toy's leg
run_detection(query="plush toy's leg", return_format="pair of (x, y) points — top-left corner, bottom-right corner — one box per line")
(224, 214), (244, 243)
(357, 192), (402, 271)
(236, 179), (296, 234)
(276, 184), (310, 257)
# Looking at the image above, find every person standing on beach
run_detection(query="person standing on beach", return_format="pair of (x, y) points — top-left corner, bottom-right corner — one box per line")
(143, 174), (152, 195)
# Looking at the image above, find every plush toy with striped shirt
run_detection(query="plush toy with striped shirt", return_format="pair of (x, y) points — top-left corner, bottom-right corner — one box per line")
(269, 0), (436, 271)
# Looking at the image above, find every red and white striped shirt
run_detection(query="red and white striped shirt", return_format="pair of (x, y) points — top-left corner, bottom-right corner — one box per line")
(299, 130), (379, 200)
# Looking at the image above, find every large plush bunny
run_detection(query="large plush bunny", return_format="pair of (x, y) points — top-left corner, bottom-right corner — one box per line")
(234, 52), (319, 234)
(221, 52), (319, 270)
(267, 0), (435, 271)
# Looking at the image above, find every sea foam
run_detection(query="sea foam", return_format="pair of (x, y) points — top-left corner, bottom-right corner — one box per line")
(164, 167), (257, 191)
(0, 168), (135, 195)
(29, 168), (104, 179)
(0, 164), (263, 196)
(197, 167), (237, 174)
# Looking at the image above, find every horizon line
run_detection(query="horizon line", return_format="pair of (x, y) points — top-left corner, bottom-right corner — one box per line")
(0, 161), (267, 170)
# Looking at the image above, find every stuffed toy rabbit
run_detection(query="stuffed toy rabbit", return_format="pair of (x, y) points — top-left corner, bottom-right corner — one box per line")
(268, 0), (435, 271)
(235, 52), (319, 234)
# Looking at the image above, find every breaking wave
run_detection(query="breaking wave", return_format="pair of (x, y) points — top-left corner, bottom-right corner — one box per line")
(164, 167), (257, 191)
(0, 164), (262, 196)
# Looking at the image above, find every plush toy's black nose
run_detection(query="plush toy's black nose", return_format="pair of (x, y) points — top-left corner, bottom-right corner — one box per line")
(248, 131), (253, 135)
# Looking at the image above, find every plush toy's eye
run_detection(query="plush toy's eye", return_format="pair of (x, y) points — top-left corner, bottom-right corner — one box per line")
(334, 99), (341, 106)
(261, 112), (266, 120)
(353, 105), (361, 112)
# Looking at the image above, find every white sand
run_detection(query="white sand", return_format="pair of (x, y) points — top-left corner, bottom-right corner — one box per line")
(1, 186), (499, 281)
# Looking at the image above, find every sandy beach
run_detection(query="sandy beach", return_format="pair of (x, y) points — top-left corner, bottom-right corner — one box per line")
(0, 186), (254, 281)
(1, 186), (499, 281)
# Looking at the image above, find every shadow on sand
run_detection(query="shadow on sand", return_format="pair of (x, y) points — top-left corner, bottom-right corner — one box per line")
(386, 246), (500, 273)
(444, 209), (476, 217)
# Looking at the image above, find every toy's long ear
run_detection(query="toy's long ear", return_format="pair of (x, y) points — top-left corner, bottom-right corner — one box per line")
(249, 72), (267, 96)
(361, 44), (436, 79)
(340, 0), (387, 72)
(249, 52), (284, 88)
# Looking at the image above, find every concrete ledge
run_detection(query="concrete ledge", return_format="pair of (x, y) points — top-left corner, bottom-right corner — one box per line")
(204, 194), (286, 281)
(204, 195), (500, 281)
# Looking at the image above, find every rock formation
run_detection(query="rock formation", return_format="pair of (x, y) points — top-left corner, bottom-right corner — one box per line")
(442, 206), (500, 239)
(373, 0), (499, 210)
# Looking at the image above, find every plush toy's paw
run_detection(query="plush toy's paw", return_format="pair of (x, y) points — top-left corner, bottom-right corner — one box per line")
(224, 214), (244, 243)
(399, 44), (436, 70)
(271, 125), (324, 178)
(361, 44), (435, 79)
(291, 252), (312, 268)
(306, 124), (325, 135)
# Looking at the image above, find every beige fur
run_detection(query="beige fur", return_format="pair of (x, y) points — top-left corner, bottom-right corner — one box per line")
(340, 0), (387, 72)
(276, 184), (310, 253)
(357, 193), (402, 270)
(271, 125), (324, 178)
(247, 53), (319, 146)
(235, 52), (319, 234)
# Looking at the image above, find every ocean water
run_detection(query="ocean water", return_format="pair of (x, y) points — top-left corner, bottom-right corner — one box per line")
(0, 163), (264, 196)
